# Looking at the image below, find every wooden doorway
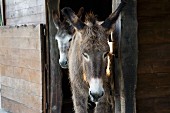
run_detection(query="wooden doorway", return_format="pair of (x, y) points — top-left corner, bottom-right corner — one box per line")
(60, 0), (112, 113)
(46, 0), (137, 113)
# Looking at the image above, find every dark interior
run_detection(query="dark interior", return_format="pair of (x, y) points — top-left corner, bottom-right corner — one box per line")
(60, 0), (112, 21)
(60, 0), (112, 112)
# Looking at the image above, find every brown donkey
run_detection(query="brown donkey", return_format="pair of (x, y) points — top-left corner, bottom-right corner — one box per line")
(62, 1), (126, 113)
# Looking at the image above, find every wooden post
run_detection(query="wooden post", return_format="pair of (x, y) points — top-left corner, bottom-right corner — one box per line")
(112, 0), (123, 113)
(46, 0), (63, 113)
(40, 24), (47, 113)
(112, 0), (137, 113)
(121, 0), (138, 113)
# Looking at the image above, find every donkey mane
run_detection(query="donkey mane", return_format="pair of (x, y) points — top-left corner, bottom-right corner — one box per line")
(85, 12), (97, 25)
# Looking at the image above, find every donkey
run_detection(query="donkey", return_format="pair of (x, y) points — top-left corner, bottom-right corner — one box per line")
(52, 7), (84, 68)
(61, 1), (126, 113)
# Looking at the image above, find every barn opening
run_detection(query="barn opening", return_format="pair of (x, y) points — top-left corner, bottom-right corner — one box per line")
(60, 0), (112, 112)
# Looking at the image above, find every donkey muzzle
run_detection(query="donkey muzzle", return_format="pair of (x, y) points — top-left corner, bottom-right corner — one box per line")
(89, 78), (104, 102)
(59, 60), (68, 69)
(89, 91), (104, 102)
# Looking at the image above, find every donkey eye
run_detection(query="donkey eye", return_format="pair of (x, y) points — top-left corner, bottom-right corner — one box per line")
(82, 53), (89, 59)
(69, 38), (72, 42)
(103, 52), (109, 58)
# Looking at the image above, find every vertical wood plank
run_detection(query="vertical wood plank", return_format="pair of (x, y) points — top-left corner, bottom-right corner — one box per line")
(4, 0), (46, 26)
(137, 0), (170, 112)
(121, 0), (138, 113)
(40, 24), (47, 113)
(112, 0), (124, 113)
(46, 0), (63, 113)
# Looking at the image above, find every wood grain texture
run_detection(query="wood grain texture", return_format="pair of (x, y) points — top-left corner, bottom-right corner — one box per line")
(137, 0), (170, 112)
(46, 0), (63, 113)
(121, 0), (138, 113)
(5, 0), (46, 25)
(0, 25), (43, 113)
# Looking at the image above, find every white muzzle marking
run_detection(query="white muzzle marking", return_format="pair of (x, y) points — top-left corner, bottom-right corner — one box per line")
(89, 78), (104, 102)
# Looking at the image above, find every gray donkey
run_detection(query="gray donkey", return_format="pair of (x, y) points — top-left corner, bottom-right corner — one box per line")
(61, 1), (126, 113)
(52, 7), (84, 68)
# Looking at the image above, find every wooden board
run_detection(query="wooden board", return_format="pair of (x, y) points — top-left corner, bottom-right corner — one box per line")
(5, 0), (46, 25)
(137, 0), (170, 112)
(121, 0), (138, 112)
(46, 0), (63, 113)
(0, 25), (44, 113)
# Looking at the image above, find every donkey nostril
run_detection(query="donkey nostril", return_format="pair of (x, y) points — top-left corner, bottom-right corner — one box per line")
(90, 91), (104, 101)
(59, 61), (67, 65)
(64, 61), (68, 65)
(59, 60), (68, 68)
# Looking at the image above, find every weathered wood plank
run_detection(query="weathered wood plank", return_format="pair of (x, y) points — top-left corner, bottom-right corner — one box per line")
(137, 0), (170, 17)
(40, 24), (47, 113)
(5, 0), (46, 25)
(112, 0), (122, 113)
(137, 73), (170, 99)
(137, 97), (170, 113)
(0, 25), (43, 112)
(2, 97), (41, 113)
(138, 44), (170, 74)
(137, 73), (170, 89)
(5, 0), (24, 6)
(138, 44), (170, 60)
(46, 0), (63, 113)
(138, 18), (170, 44)
(6, 5), (45, 19)
(137, 0), (170, 112)
(138, 58), (170, 74)
(137, 85), (170, 99)
(121, 0), (138, 112)
(6, 13), (46, 25)
(5, 0), (44, 12)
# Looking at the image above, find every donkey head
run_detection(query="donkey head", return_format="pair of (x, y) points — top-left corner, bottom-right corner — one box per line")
(62, 1), (126, 102)
(53, 7), (84, 68)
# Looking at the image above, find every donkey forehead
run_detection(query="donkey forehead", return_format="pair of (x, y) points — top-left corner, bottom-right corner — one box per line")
(81, 38), (110, 53)
(83, 25), (106, 36)
(55, 32), (72, 41)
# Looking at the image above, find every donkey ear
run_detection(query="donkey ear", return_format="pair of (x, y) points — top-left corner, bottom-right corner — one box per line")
(101, 1), (126, 31)
(52, 9), (61, 30)
(61, 7), (85, 30)
(77, 7), (84, 19)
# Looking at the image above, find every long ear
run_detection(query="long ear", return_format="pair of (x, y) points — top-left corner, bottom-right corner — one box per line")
(52, 9), (61, 30)
(77, 7), (84, 19)
(101, 1), (126, 30)
(61, 7), (85, 30)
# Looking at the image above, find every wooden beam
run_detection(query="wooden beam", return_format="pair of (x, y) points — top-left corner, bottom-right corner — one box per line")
(112, 0), (123, 113)
(40, 24), (47, 113)
(112, 0), (137, 113)
(46, 0), (63, 113)
(121, 0), (138, 113)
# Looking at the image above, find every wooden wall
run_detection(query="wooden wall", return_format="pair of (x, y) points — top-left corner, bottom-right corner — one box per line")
(0, 25), (43, 113)
(5, 0), (46, 26)
(137, 0), (170, 113)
